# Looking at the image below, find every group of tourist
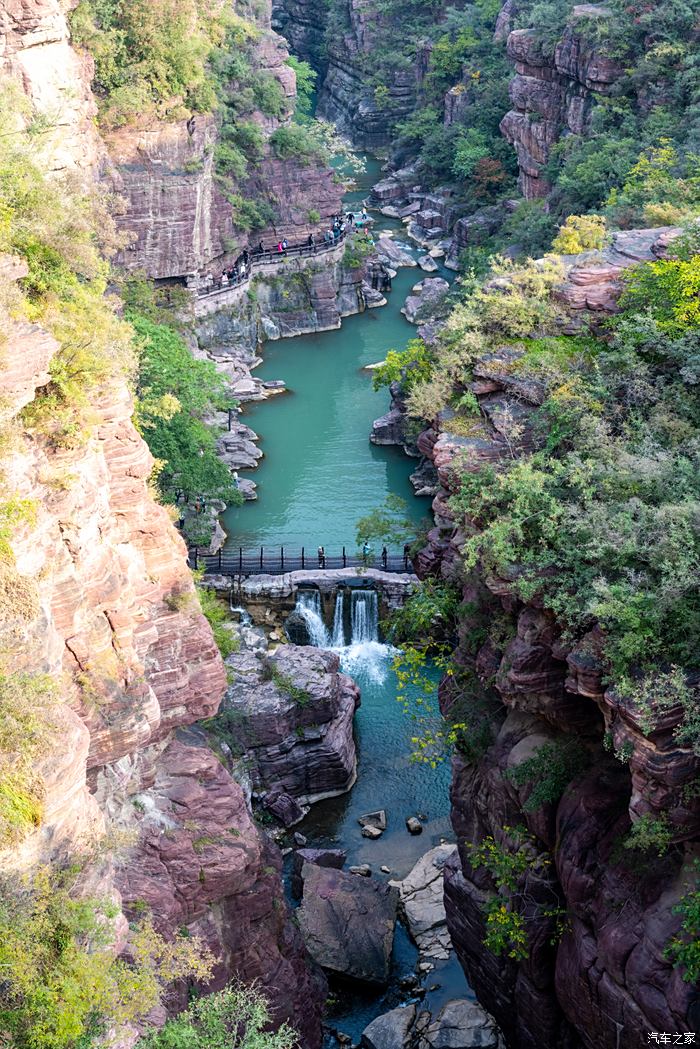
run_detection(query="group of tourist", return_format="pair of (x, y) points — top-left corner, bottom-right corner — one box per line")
(198, 210), (374, 296)
(202, 249), (251, 292)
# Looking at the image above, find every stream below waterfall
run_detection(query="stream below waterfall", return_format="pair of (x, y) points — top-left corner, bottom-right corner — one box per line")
(223, 158), (470, 1038)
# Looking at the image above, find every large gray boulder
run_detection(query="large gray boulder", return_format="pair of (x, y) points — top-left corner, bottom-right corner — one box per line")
(222, 645), (360, 804)
(361, 1004), (417, 1049)
(390, 844), (456, 959)
(417, 1000), (505, 1049)
(291, 847), (347, 898)
(376, 234), (417, 268)
(298, 864), (398, 985)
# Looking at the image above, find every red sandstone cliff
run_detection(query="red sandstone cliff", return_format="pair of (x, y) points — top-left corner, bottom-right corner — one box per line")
(0, 2), (327, 1040)
(407, 237), (699, 1048)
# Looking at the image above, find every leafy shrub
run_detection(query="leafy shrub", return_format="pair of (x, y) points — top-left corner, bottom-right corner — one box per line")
(0, 673), (61, 845)
(197, 585), (239, 658)
(506, 741), (589, 811)
(70, 0), (231, 127)
(269, 124), (321, 162)
(467, 826), (564, 960)
(551, 214), (607, 254)
(343, 234), (374, 269)
(664, 860), (700, 984)
(623, 813), (673, 857)
(371, 339), (433, 392)
(0, 870), (213, 1048)
(138, 984), (297, 1048)
(387, 581), (460, 647)
(131, 313), (241, 510)
(355, 494), (417, 548)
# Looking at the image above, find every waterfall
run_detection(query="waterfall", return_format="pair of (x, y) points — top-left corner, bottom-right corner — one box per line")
(331, 589), (346, 647)
(295, 589), (330, 647)
(350, 590), (379, 643)
(229, 602), (252, 626)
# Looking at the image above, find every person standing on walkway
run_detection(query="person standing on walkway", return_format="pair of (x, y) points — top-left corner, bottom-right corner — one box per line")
(318, 545), (325, 568)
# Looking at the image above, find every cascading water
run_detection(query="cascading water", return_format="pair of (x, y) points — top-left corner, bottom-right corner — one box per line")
(295, 589), (331, 647)
(338, 587), (391, 684)
(350, 590), (379, 644)
(331, 589), (346, 647)
(229, 601), (252, 626)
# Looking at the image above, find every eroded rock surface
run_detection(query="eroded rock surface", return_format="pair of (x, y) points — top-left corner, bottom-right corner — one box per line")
(223, 641), (360, 804)
(390, 844), (456, 960)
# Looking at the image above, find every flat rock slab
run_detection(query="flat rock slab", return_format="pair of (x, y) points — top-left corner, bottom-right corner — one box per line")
(390, 844), (456, 959)
(298, 864), (398, 985)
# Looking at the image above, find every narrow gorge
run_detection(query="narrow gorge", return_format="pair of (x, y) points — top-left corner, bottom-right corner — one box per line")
(0, 0), (698, 1048)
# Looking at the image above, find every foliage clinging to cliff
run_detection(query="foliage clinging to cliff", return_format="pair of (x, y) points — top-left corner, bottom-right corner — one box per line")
(70, 0), (237, 127)
(0, 870), (213, 1049)
(138, 984), (297, 1049)
(131, 313), (241, 511)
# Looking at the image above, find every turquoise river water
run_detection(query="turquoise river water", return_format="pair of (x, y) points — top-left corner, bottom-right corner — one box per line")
(223, 159), (470, 1038)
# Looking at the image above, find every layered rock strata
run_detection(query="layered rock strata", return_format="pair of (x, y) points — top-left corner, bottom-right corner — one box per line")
(105, 0), (343, 279)
(500, 15), (623, 198)
(223, 639), (360, 806)
(0, 292), (327, 1043)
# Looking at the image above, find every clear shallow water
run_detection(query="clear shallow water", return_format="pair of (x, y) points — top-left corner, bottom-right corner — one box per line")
(222, 159), (433, 551)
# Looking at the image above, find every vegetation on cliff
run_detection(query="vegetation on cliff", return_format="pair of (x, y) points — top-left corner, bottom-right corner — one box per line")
(0, 869), (214, 1049)
(138, 985), (296, 1049)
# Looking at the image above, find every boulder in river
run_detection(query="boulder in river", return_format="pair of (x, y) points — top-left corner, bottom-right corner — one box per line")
(417, 999), (505, 1049)
(418, 254), (439, 272)
(291, 847), (347, 899)
(284, 609), (313, 646)
(361, 1003), (418, 1049)
(362, 999), (504, 1049)
(389, 843), (456, 959)
(358, 809), (387, 830)
(362, 824), (383, 839)
(376, 234), (417, 269)
(263, 787), (309, 827)
(298, 864), (398, 985)
(406, 816), (423, 835)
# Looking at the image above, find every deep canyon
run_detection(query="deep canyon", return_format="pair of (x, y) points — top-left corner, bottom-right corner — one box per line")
(0, 0), (698, 1048)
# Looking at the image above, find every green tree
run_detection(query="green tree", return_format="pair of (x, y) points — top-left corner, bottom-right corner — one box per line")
(355, 494), (416, 547)
(131, 314), (241, 508)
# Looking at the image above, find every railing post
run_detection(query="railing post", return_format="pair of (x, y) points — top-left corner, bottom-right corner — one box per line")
(218, 548), (222, 571)
(301, 547), (305, 569)
(239, 547), (242, 574)
(281, 546), (284, 571)
(342, 546), (346, 568)
(193, 547), (198, 570)
(228, 408), (233, 431)
(260, 546), (264, 570)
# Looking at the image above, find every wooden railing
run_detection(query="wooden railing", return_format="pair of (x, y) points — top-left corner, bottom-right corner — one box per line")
(188, 545), (414, 576)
